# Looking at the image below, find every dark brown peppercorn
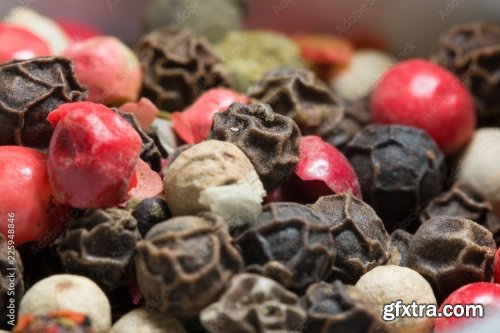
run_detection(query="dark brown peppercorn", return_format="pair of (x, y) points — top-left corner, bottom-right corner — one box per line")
(420, 182), (500, 245)
(135, 213), (243, 316)
(136, 28), (231, 111)
(1, 234), (24, 325)
(57, 208), (141, 291)
(309, 194), (391, 284)
(388, 229), (413, 267)
(0, 57), (87, 150)
(324, 98), (371, 151)
(248, 67), (344, 137)
(432, 22), (500, 124)
(131, 197), (172, 237)
(301, 281), (385, 333)
(408, 216), (496, 302)
(114, 109), (162, 172)
(200, 273), (306, 333)
(210, 102), (301, 189)
(345, 125), (446, 231)
(235, 202), (336, 294)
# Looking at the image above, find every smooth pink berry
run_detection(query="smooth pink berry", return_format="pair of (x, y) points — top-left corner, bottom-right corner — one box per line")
(372, 59), (475, 155)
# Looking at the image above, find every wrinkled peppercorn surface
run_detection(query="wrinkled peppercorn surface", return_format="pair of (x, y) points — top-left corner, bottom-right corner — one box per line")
(302, 281), (384, 333)
(248, 67), (344, 137)
(201, 273), (306, 333)
(0, 57), (86, 150)
(345, 125), (446, 231)
(136, 28), (230, 111)
(57, 208), (141, 291)
(408, 216), (496, 302)
(432, 22), (500, 124)
(211, 102), (300, 189)
(135, 213), (243, 316)
(236, 202), (335, 293)
(310, 194), (391, 284)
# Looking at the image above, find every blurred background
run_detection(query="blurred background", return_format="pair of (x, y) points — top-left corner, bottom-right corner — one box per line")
(1, 0), (499, 56)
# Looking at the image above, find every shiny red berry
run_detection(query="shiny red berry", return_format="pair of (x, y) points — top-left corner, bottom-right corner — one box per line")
(372, 59), (475, 155)
(0, 24), (50, 63)
(0, 147), (54, 246)
(435, 282), (500, 332)
(283, 135), (361, 204)
(47, 102), (142, 208)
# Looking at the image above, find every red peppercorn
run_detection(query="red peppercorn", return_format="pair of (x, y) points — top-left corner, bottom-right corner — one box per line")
(435, 282), (500, 332)
(0, 24), (50, 63)
(47, 102), (142, 208)
(0, 147), (54, 246)
(371, 59), (476, 155)
(172, 88), (248, 144)
(283, 135), (361, 204)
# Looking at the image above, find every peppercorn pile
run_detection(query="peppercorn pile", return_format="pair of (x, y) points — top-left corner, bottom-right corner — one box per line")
(1, 5), (500, 333)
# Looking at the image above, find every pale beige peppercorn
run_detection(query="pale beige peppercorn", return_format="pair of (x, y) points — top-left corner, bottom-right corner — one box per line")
(163, 140), (266, 230)
(19, 274), (111, 333)
(355, 265), (436, 333)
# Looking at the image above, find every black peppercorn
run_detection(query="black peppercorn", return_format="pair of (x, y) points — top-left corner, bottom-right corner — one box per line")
(57, 208), (141, 291)
(1, 234), (24, 325)
(200, 273), (306, 333)
(114, 109), (162, 172)
(135, 213), (243, 316)
(0, 57), (87, 150)
(235, 202), (335, 294)
(210, 102), (301, 189)
(301, 281), (385, 333)
(136, 28), (231, 111)
(131, 197), (172, 237)
(388, 229), (413, 267)
(432, 22), (500, 124)
(345, 124), (446, 231)
(248, 67), (344, 137)
(309, 194), (391, 284)
(408, 216), (496, 302)
(420, 182), (500, 245)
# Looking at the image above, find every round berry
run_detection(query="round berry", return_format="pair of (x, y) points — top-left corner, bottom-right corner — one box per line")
(0, 147), (53, 246)
(47, 102), (142, 208)
(0, 24), (50, 63)
(435, 282), (500, 332)
(372, 59), (475, 155)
